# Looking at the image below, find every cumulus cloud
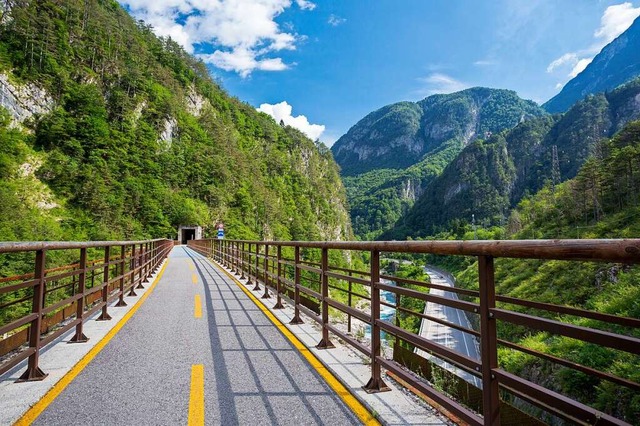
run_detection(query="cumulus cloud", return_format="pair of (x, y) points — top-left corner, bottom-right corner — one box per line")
(328, 14), (346, 27)
(417, 73), (470, 96)
(119, 0), (316, 76)
(257, 101), (325, 140)
(594, 2), (640, 44)
(548, 2), (640, 87)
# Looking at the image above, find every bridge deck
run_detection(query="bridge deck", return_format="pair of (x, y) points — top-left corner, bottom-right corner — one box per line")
(31, 246), (361, 425)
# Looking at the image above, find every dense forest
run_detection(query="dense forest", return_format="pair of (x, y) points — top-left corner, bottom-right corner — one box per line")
(333, 88), (547, 240)
(386, 78), (640, 240)
(0, 0), (351, 249)
(414, 121), (640, 420)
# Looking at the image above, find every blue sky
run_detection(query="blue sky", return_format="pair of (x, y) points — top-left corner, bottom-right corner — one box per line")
(119, 1), (640, 145)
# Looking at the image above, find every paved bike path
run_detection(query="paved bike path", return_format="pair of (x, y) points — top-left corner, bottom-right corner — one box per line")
(33, 246), (360, 425)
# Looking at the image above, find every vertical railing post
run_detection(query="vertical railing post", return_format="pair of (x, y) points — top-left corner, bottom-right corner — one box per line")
(240, 242), (246, 279)
(273, 245), (284, 309)
(18, 249), (48, 381)
(136, 244), (144, 289)
(235, 241), (241, 276)
(348, 270), (353, 333)
(253, 243), (261, 291)
(143, 242), (150, 282)
(70, 248), (89, 343)
(97, 245), (112, 321)
(479, 255), (500, 425)
(363, 249), (389, 392)
(232, 241), (237, 272)
(128, 245), (138, 297)
(316, 247), (334, 349)
(262, 244), (271, 299)
(246, 243), (253, 285)
(290, 246), (303, 324)
(116, 245), (127, 307)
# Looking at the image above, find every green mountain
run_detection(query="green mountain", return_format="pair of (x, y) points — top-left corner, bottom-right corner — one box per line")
(544, 16), (640, 113)
(332, 88), (547, 239)
(388, 78), (640, 239)
(0, 0), (352, 243)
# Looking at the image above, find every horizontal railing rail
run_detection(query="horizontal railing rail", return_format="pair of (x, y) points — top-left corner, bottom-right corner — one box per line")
(188, 238), (640, 426)
(0, 239), (173, 381)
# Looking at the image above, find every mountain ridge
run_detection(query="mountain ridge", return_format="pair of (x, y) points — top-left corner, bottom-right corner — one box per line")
(544, 16), (640, 113)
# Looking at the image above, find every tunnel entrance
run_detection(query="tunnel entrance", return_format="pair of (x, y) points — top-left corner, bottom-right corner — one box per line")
(177, 225), (202, 245)
(181, 229), (195, 244)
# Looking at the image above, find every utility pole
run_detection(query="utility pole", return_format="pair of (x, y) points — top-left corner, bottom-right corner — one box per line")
(472, 214), (477, 240)
(552, 145), (560, 193)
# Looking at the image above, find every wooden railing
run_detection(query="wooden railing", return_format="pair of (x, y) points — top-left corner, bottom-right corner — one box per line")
(188, 238), (640, 426)
(0, 239), (173, 381)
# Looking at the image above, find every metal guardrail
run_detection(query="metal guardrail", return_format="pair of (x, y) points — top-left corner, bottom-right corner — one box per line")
(188, 238), (640, 426)
(0, 239), (173, 381)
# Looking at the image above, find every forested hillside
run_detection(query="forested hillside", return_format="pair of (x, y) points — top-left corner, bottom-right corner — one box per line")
(387, 78), (640, 239)
(448, 121), (640, 420)
(333, 88), (547, 239)
(0, 0), (352, 243)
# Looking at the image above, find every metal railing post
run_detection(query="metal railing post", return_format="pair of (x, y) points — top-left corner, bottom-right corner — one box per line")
(316, 247), (334, 349)
(290, 246), (303, 324)
(246, 243), (253, 285)
(273, 245), (284, 309)
(479, 255), (500, 425)
(70, 248), (89, 343)
(97, 245), (112, 321)
(348, 270), (353, 333)
(363, 249), (389, 392)
(128, 245), (138, 297)
(253, 243), (261, 291)
(136, 243), (145, 289)
(262, 244), (271, 299)
(230, 241), (236, 273)
(17, 249), (48, 381)
(116, 245), (127, 307)
(240, 242), (246, 279)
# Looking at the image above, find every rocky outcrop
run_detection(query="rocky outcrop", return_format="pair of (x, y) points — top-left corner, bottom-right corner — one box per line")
(0, 73), (53, 125)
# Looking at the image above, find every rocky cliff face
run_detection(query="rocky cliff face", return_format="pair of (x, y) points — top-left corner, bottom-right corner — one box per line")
(388, 77), (640, 239)
(332, 88), (546, 177)
(335, 87), (546, 239)
(544, 16), (640, 113)
(0, 73), (53, 125)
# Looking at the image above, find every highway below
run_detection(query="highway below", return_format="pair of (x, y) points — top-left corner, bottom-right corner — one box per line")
(415, 266), (481, 388)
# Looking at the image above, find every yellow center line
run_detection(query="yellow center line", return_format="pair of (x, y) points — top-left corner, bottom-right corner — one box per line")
(216, 262), (380, 425)
(188, 262), (195, 271)
(15, 260), (169, 426)
(194, 294), (202, 318)
(188, 364), (204, 426)
(192, 273), (198, 284)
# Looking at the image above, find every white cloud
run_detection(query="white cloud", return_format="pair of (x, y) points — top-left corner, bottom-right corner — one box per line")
(473, 59), (496, 67)
(119, 0), (316, 77)
(257, 101), (325, 140)
(295, 0), (316, 11)
(569, 58), (593, 78)
(328, 14), (346, 27)
(547, 2), (640, 86)
(594, 2), (640, 44)
(417, 73), (470, 96)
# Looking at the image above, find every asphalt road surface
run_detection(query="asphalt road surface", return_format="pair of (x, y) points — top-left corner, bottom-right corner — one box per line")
(415, 266), (481, 388)
(34, 246), (361, 425)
